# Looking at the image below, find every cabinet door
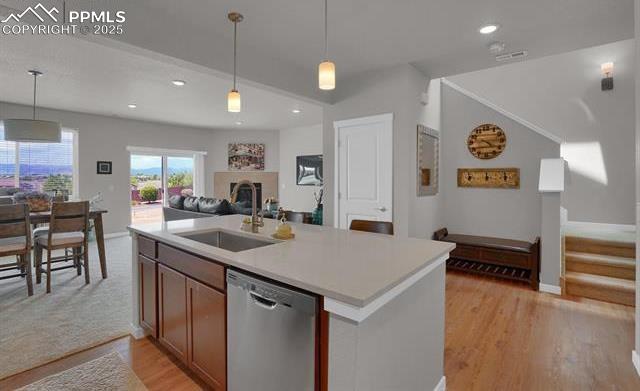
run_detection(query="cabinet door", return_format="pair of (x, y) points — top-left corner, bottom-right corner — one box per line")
(187, 278), (227, 390)
(158, 264), (188, 363)
(138, 255), (157, 338)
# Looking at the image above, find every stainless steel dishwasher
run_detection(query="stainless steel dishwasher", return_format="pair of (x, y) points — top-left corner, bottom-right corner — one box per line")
(227, 269), (317, 391)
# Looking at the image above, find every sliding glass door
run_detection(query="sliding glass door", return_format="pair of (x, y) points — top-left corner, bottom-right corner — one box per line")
(130, 153), (196, 224)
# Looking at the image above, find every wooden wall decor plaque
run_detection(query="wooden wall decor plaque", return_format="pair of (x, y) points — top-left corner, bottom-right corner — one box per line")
(467, 124), (506, 159)
(457, 168), (520, 189)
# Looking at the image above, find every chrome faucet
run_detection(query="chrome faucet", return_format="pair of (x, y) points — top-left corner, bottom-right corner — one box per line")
(230, 179), (264, 233)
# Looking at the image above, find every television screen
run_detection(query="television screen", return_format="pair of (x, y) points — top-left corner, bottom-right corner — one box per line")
(296, 155), (323, 186)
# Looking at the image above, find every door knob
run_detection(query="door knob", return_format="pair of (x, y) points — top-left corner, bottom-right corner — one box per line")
(375, 206), (387, 212)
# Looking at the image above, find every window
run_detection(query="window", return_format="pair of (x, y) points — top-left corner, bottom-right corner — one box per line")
(0, 127), (76, 197)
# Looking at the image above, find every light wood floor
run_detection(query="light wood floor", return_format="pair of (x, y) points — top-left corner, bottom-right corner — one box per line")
(2, 272), (638, 390)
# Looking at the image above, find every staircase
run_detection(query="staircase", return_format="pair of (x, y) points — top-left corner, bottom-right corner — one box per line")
(564, 233), (636, 306)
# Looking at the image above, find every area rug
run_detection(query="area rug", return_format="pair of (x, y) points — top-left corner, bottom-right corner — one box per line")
(17, 352), (146, 390)
(0, 236), (133, 380)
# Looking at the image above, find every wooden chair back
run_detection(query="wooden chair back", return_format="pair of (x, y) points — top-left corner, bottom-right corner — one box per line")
(349, 219), (394, 235)
(49, 201), (90, 236)
(283, 210), (312, 224)
(0, 203), (31, 242)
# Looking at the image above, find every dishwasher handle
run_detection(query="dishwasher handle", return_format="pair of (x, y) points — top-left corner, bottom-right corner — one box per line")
(249, 291), (278, 310)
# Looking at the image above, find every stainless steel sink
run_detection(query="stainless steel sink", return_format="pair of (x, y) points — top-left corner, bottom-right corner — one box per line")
(177, 229), (278, 252)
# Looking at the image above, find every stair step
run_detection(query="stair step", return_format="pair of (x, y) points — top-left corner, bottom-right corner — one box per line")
(565, 251), (635, 280)
(564, 272), (635, 306)
(565, 236), (635, 258)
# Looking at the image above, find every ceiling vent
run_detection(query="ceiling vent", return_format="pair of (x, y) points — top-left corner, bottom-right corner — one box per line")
(495, 50), (528, 62)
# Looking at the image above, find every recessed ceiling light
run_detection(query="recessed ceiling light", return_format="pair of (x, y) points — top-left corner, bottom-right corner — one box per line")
(235, 121), (243, 125)
(479, 24), (499, 34)
(127, 104), (137, 109)
(292, 109), (301, 114)
(172, 80), (186, 86)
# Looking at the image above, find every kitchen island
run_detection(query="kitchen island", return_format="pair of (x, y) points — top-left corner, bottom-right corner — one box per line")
(128, 214), (454, 391)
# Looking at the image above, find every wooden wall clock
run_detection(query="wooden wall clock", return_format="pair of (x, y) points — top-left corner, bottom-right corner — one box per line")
(467, 124), (506, 159)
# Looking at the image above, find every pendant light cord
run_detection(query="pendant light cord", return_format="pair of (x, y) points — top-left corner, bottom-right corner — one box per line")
(233, 19), (237, 91)
(32, 72), (37, 120)
(324, 0), (328, 60)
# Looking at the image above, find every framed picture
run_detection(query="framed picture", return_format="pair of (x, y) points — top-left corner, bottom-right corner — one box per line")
(228, 143), (265, 171)
(97, 161), (112, 175)
(296, 155), (323, 186)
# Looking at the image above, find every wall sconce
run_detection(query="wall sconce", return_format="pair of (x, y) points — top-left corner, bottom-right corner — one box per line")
(601, 62), (614, 91)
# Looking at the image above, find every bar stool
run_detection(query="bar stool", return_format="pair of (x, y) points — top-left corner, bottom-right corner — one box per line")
(349, 219), (394, 235)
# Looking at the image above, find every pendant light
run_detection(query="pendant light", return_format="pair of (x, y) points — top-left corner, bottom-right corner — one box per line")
(318, 0), (335, 90)
(3, 70), (61, 143)
(227, 12), (243, 113)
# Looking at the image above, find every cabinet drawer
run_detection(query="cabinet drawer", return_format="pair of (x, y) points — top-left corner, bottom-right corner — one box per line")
(481, 249), (531, 269)
(158, 243), (225, 292)
(138, 236), (157, 259)
(451, 245), (480, 260)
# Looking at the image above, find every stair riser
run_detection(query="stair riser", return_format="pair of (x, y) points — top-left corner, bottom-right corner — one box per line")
(565, 281), (635, 306)
(565, 260), (635, 280)
(565, 238), (635, 258)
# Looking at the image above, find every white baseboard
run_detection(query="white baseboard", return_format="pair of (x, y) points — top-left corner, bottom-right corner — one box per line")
(539, 283), (561, 295)
(563, 221), (635, 232)
(633, 350), (640, 378)
(130, 324), (147, 340)
(434, 376), (446, 391)
(104, 231), (129, 239)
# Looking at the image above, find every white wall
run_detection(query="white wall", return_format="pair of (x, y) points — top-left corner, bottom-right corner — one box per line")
(322, 64), (437, 237)
(447, 39), (636, 225)
(204, 128), (280, 197)
(279, 124), (323, 211)
(0, 101), (216, 234)
(634, 0), (640, 370)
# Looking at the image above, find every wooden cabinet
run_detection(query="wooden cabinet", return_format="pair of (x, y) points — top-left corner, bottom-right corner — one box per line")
(187, 278), (227, 390)
(158, 264), (188, 363)
(138, 255), (157, 338)
(154, 244), (227, 390)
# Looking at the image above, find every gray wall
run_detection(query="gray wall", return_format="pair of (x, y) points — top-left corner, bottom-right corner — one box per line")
(441, 85), (560, 242)
(0, 101), (281, 234)
(448, 40), (636, 225)
(279, 124), (323, 211)
(322, 64), (438, 238)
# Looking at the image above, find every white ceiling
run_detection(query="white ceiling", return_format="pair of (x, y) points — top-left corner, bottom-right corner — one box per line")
(0, 32), (323, 131)
(0, 0), (634, 121)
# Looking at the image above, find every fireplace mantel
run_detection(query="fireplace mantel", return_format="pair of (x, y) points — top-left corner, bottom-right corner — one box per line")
(214, 171), (278, 201)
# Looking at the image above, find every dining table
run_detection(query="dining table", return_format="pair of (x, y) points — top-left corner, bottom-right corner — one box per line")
(29, 208), (109, 279)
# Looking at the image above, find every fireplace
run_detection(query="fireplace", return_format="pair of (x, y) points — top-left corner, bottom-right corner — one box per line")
(230, 182), (262, 209)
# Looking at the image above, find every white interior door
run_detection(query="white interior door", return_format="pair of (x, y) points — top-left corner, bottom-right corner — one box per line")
(335, 113), (393, 229)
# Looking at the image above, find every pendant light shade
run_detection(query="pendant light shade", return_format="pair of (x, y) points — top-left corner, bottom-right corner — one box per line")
(4, 70), (61, 143)
(227, 89), (241, 113)
(227, 12), (243, 113)
(318, 61), (335, 90)
(318, 0), (335, 90)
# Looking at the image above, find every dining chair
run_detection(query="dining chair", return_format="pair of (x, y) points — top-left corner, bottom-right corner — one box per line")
(0, 203), (33, 296)
(282, 210), (313, 224)
(34, 201), (90, 293)
(349, 219), (394, 235)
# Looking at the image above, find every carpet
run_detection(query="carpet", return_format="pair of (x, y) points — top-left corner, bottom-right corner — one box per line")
(17, 352), (146, 390)
(0, 236), (133, 380)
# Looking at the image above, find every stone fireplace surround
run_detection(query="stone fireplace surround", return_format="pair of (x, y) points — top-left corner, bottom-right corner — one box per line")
(213, 172), (278, 205)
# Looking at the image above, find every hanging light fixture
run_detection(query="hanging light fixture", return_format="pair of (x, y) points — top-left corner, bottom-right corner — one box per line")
(227, 12), (243, 113)
(318, 0), (335, 90)
(3, 70), (61, 143)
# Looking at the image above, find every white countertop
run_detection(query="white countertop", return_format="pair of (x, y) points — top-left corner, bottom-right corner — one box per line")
(128, 215), (454, 308)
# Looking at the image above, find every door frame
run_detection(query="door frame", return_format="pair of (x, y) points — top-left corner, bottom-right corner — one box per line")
(126, 146), (207, 224)
(333, 113), (394, 229)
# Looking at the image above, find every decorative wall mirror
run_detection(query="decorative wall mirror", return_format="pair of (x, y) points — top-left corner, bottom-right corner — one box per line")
(417, 125), (439, 196)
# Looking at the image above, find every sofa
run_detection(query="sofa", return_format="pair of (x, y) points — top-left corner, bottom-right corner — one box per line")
(163, 195), (255, 222)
